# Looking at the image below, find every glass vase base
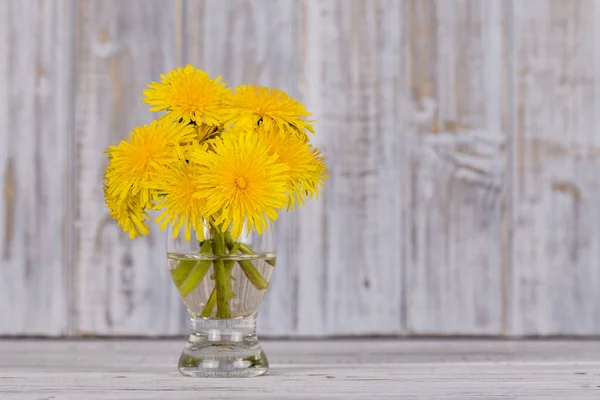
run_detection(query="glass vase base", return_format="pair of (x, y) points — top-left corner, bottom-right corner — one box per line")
(178, 314), (268, 378)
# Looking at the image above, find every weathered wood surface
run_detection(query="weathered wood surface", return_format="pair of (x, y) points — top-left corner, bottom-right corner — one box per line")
(405, 0), (509, 335)
(509, 0), (600, 336)
(0, 0), (74, 335)
(1, 340), (600, 399)
(2, 0), (600, 337)
(313, 0), (407, 336)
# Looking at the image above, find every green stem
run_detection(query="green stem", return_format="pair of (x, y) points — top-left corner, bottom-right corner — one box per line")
(238, 260), (269, 290)
(224, 231), (271, 290)
(171, 240), (213, 297)
(211, 227), (230, 318)
(223, 260), (236, 300)
(224, 232), (276, 266)
(221, 241), (240, 300)
(200, 288), (217, 318)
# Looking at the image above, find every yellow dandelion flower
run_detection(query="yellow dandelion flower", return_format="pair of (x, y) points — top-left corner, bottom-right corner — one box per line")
(104, 121), (195, 208)
(104, 175), (150, 239)
(258, 126), (328, 209)
(142, 65), (231, 126)
(224, 85), (314, 141)
(190, 130), (290, 237)
(149, 145), (208, 242)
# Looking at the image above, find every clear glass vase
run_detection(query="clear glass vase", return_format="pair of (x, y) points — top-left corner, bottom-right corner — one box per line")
(167, 223), (276, 377)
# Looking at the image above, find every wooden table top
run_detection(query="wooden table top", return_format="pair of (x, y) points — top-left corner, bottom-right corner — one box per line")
(1, 339), (599, 399)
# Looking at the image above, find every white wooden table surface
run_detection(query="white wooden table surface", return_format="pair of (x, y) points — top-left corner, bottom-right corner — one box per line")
(1, 339), (599, 399)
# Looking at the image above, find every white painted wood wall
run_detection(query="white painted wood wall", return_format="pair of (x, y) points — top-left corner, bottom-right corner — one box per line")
(1, 0), (598, 337)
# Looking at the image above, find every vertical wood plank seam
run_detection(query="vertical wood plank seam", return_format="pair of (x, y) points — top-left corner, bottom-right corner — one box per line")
(593, 0), (600, 332)
(400, 0), (410, 333)
(64, 0), (78, 336)
(318, 1), (329, 336)
(503, 0), (516, 336)
(403, 0), (414, 335)
(182, 0), (188, 66)
(175, 0), (186, 67)
(299, 0), (326, 334)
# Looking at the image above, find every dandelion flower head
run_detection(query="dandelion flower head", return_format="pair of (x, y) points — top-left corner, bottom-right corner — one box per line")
(190, 129), (290, 237)
(143, 65), (231, 126)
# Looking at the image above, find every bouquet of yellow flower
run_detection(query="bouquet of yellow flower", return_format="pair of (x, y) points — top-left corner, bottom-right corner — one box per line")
(103, 65), (327, 321)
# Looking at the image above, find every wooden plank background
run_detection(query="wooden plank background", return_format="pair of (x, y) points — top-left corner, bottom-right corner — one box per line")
(1, 0), (599, 337)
